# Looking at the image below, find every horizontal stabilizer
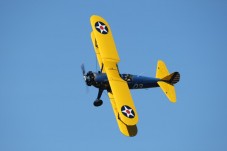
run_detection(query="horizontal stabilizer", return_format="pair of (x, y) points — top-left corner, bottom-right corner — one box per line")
(157, 81), (176, 103)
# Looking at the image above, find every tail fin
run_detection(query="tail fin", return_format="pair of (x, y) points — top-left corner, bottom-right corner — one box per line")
(156, 60), (180, 103)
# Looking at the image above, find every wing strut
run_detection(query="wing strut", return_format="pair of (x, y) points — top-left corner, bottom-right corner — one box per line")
(101, 63), (104, 73)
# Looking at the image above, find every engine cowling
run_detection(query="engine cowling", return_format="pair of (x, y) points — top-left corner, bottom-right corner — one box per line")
(84, 71), (95, 86)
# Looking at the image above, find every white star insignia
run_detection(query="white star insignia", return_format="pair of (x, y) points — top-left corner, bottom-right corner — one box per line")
(122, 106), (134, 118)
(96, 22), (108, 34)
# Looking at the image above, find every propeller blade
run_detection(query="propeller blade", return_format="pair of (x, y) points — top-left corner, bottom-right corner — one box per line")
(81, 64), (86, 75)
(81, 63), (89, 92)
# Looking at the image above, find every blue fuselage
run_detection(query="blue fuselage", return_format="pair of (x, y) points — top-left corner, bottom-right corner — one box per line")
(92, 72), (160, 90)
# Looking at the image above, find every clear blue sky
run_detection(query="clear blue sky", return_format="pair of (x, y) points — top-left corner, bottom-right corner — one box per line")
(1, 0), (227, 150)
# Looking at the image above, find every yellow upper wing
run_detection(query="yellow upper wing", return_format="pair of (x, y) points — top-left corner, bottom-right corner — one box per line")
(90, 15), (138, 126)
(90, 15), (120, 63)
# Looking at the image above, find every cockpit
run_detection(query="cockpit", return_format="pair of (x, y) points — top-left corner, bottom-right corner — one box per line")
(121, 74), (133, 82)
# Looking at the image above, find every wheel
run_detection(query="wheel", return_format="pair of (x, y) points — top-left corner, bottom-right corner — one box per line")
(93, 99), (103, 107)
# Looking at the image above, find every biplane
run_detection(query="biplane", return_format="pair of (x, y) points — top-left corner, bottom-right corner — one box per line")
(81, 15), (180, 137)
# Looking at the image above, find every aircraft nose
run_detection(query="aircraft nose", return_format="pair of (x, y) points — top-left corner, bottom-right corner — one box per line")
(84, 72), (93, 86)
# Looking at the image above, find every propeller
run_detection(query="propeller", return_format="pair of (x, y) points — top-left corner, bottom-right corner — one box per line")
(81, 63), (89, 83)
(81, 63), (94, 88)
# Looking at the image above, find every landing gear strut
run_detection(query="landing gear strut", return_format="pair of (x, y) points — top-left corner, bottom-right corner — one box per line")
(93, 89), (103, 107)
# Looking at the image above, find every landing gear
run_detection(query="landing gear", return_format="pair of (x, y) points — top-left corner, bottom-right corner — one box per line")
(93, 99), (103, 107)
(93, 89), (104, 107)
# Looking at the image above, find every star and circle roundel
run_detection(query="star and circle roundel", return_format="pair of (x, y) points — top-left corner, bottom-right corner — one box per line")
(95, 21), (108, 34)
(121, 105), (135, 118)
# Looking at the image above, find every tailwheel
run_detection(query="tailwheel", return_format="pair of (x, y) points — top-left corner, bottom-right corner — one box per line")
(93, 99), (103, 107)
